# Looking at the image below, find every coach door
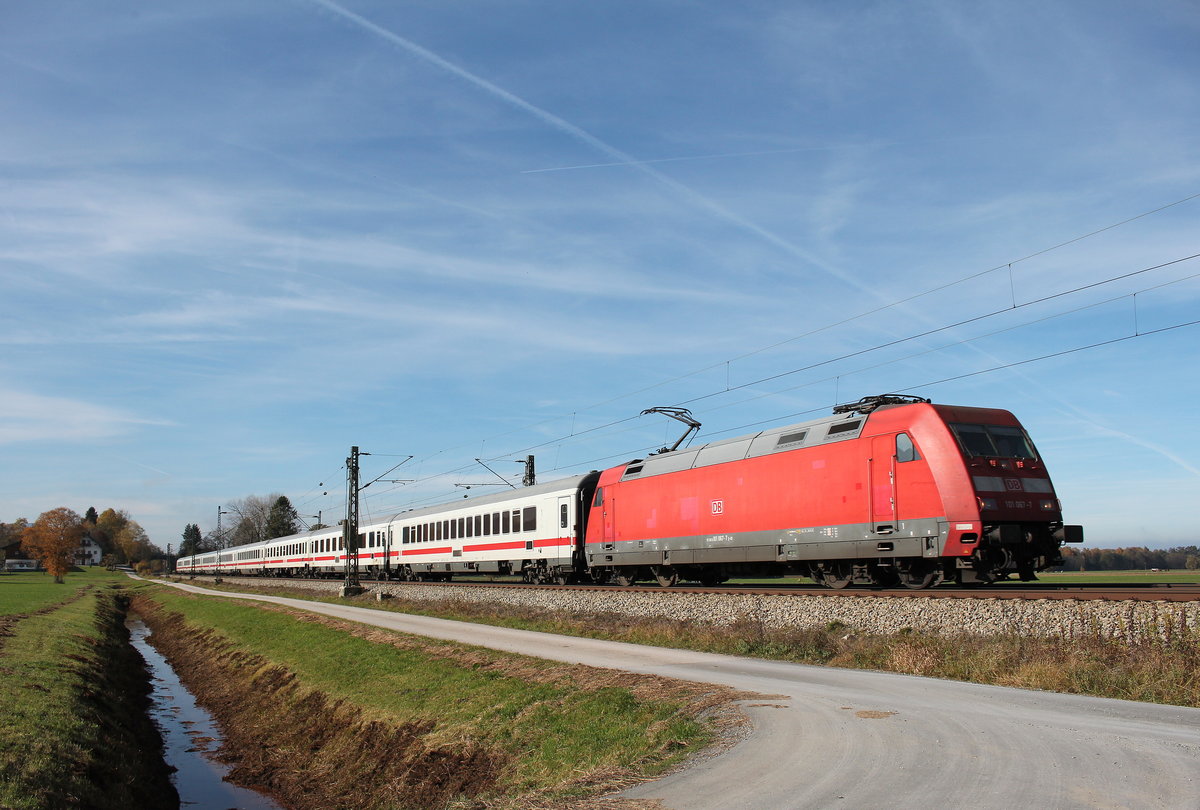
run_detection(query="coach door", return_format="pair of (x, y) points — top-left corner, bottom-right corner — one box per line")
(869, 434), (896, 533)
(557, 495), (572, 541)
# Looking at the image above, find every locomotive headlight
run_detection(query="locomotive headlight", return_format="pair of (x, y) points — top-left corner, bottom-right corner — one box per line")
(1040, 500), (1056, 511)
(978, 497), (998, 511)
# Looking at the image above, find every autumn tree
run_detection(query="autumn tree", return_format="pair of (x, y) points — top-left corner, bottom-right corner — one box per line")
(23, 508), (85, 583)
(93, 508), (159, 564)
(265, 495), (299, 539)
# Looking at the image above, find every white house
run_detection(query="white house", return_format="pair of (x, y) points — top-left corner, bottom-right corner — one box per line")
(75, 536), (103, 566)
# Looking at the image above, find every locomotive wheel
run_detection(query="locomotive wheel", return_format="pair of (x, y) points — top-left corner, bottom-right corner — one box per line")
(652, 566), (679, 588)
(697, 569), (726, 587)
(820, 564), (853, 589)
(900, 564), (938, 590)
(615, 569), (640, 587)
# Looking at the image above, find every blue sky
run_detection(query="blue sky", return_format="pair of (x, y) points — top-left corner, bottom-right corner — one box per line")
(2, 0), (1198, 550)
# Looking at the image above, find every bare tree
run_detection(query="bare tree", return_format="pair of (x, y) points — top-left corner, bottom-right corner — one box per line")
(225, 494), (284, 547)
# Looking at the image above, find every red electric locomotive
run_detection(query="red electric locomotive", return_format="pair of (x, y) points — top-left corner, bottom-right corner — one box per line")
(584, 395), (1082, 589)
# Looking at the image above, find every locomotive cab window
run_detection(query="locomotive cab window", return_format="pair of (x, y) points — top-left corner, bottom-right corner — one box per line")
(950, 423), (1037, 459)
(896, 433), (920, 463)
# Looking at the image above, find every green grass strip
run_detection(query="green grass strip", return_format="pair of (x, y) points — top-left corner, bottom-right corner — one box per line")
(141, 585), (713, 799)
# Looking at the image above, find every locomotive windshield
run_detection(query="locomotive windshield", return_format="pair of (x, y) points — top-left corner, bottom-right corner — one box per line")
(949, 423), (1037, 459)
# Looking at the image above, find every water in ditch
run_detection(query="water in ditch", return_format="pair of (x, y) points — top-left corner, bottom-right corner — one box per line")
(127, 617), (285, 810)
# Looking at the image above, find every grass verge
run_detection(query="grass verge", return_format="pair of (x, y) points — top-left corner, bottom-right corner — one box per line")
(132, 584), (739, 810)
(0, 571), (175, 810)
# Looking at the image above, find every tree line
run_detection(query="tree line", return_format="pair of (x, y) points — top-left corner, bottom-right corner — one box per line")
(0, 506), (166, 582)
(1058, 545), (1200, 571)
(178, 494), (310, 557)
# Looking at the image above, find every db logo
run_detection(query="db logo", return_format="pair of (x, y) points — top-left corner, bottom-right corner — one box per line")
(711, 500), (725, 515)
(1004, 478), (1022, 491)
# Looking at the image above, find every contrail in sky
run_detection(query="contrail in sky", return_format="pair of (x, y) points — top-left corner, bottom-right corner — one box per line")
(302, 0), (867, 291)
(521, 146), (859, 174)
(521, 132), (1032, 174)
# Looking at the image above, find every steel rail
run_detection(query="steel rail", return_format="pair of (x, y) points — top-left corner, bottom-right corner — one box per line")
(201, 575), (1200, 602)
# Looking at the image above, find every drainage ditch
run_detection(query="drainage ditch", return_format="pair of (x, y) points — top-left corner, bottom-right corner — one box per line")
(127, 617), (285, 810)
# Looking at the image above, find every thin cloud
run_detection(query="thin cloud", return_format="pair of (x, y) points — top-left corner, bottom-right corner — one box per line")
(0, 389), (172, 444)
(302, 0), (868, 292)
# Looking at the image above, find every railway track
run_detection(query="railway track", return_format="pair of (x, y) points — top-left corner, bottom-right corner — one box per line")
(197, 575), (1200, 602)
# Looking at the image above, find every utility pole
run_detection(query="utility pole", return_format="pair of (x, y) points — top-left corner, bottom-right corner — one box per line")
(341, 445), (364, 597)
(167, 543), (173, 575)
(217, 506), (230, 549)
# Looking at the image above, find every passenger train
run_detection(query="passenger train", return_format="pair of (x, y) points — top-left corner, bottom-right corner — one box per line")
(176, 395), (1083, 589)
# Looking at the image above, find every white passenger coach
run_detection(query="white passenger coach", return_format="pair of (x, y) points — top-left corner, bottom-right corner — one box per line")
(175, 472), (600, 584)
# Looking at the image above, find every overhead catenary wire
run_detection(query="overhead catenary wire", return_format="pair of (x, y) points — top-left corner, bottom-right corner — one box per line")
(388, 250), (1198, 481)
(355, 192), (1200, 482)
(288, 197), (1200, 523)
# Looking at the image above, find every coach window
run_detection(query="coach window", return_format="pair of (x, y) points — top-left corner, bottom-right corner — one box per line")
(897, 433), (921, 463)
(500, 511), (509, 534)
(525, 506), (538, 532)
(511, 509), (521, 532)
(458, 517), (465, 537)
(560, 504), (568, 529)
(482, 515), (490, 536)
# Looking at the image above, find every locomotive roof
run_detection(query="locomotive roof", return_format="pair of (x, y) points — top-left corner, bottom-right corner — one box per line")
(619, 399), (926, 482)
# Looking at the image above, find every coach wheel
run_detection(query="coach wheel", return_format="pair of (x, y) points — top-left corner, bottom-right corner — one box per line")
(652, 566), (678, 588)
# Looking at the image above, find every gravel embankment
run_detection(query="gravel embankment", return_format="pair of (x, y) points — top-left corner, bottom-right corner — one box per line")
(181, 576), (1198, 640)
